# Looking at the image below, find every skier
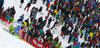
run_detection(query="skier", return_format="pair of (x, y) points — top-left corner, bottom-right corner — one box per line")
(24, 2), (31, 12)
(20, 0), (24, 8)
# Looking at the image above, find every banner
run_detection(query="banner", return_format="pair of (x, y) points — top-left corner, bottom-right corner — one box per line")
(32, 38), (43, 48)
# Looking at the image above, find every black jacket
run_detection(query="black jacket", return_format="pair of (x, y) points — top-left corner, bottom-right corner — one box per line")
(61, 26), (66, 31)
(21, 0), (24, 3)
(38, 17), (43, 23)
(53, 5), (56, 10)
(38, 7), (42, 12)
(64, 27), (68, 35)
(27, 3), (31, 7)
(48, 18), (52, 24)
(45, 29), (52, 38)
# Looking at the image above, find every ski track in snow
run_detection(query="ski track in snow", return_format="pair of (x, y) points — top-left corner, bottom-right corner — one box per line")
(0, 0), (100, 48)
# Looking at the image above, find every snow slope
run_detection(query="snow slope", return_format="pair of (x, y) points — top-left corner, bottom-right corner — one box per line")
(0, 28), (34, 48)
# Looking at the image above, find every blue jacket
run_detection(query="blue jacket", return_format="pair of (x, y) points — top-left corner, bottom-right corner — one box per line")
(86, 23), (89, 27)
(47, 0), (49, 3)
(93, 4), (96, 8)
(89, 20), (92, 25)
(81, 30), (85, 33)
(5, 15), (9, 19)
(39, 29), (43, 34)
(20, 15), (24, 20)
(75, 37), (78, 41)
(72, 17), (75, 20)
(67, 0), (70, 2)
(65, 18), (69, 23)
(2, 0), (4, 6)
(4, 10), (8, 14)
(75, 43), (80, 48)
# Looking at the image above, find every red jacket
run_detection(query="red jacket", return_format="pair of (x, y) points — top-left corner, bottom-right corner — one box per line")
(32, 23), (36, 28)
(58, 4), (61, 9)
(54, 0), (56, 4)
(47, 4), (50, 7)
(90, 39), (97, 44)
(87, 1), (90, 4)
(84, 9), (87, 12)
(88, 16), (91, 19)
(76, 8), (79, 11)
(98, 22), (100, 26)
(98, 14), (100, 17)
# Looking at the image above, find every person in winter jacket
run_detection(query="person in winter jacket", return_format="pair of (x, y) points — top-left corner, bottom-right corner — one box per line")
(20, 0), (24, 8)
(81, 42), (85, 48)
(48, 42), (53, 48)
(30, 0), (34, 4)
(46, 2), (50, 11)
(65, 18), (69, 26)
(44, 29), (52, 39)
(60, 25), (66, 36)
(54, 9), (57, 16)
(47, 17), (52, 28)
(18, 14), (24, 22)
(80, 28), (86, 38)
(30, 7), (36, 17)
(63, 27), (68, 39)
(34, 0), (37, 4)
(9, 15), (14, 24)
(38, 6), (43, 12)
(75, 42), (80, 48)
(38, 16), (43, 23)
(0, 7), (4, 19)
(47, 9), (51, 16)
(42, 0), (46, 4)
(9, 23), (14, 33)
(85, 30), (89, 41)
(56, 41), (62, 48)
(68, 33), (73, 43)
(1, 10), (6, 21)
(88, 32), (93, 41)
(24, 18), (29, 27)
(4, 13), (9, 24)
(53, 38), (58, 47)
(24, 2), (31, 12)
(10, 6), (16, 16)
(67, 45), (72, 48)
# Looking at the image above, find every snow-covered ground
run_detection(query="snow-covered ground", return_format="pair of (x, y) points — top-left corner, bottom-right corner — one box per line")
(0, 28), (34, 48)
(0, 0), (100, 48)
